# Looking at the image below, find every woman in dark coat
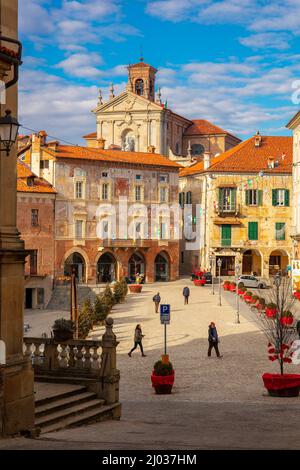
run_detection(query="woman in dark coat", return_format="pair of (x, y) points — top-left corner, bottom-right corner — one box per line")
(128, 324), (146, 357)
(208, 322), (222, 358)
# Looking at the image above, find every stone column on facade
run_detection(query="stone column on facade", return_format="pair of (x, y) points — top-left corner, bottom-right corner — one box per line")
(0, 0), (35, 437)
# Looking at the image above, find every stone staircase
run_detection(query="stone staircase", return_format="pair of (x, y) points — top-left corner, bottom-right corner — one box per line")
(35, 384), (120, 434)
(46, 285), (97, 310)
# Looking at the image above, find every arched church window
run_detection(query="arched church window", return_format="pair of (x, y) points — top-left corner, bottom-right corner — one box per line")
(191, 144), (205, 156)
(135, 79), (144, 96)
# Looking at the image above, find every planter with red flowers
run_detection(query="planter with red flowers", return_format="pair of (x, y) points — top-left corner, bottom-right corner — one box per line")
(250, 295), (259, 305)
(256, 297), (266, 311)
(243, 291), (253, 303)
(265, 303), (277, 318)
(193, 278), (206, 286)
(229, 282), (236, 292)
(223, 281), (231, 291)
(239, 286), (247, 297)
(151, 358), (175, 394)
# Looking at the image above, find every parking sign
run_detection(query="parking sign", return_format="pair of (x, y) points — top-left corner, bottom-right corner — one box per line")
(160, 304), (170, 324)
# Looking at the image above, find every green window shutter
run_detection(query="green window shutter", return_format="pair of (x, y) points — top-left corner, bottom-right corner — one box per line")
(275, 222), (285, 240)
(231, 189), (236, 206)
(218, 188), (223, 206)
(248, 222), (258, 240)
(272, 189), (278, 206)
(221, 225), (231, 246)
(284, 190), (290, 207)
(258, 190), (263, 206)
(245, 190), (250, 205)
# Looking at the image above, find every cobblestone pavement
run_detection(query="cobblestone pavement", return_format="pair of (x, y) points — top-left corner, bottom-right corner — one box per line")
(4, 279), (300, 449)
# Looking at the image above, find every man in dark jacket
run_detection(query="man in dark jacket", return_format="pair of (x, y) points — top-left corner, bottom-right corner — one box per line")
(153, 292), (161, 313)
(183, 286), (190, 305)
(208, 322), (222, 358)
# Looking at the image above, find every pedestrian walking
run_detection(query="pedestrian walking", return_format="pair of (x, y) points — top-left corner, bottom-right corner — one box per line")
(208, 322), (222, 358)
(153, 292), (161, 313)
(128, 324), (146, 357)
(183, 286), (190, 305)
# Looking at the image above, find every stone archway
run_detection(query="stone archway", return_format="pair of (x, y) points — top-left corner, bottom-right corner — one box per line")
(97, 252), (117, 283)
(269, 249), (290, 276)
(64, 252), (86, 283)
(242, 249), (263, 276)
(128, 252), (146, 281)
(154, 251), (170, 282)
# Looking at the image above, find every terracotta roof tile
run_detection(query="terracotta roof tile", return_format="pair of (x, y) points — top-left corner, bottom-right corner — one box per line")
(184, 119), (240, 140)
(180, 135), (292, 177)
(17, 161), (56, 194)
(83, 132), (97, 139)
(52, 145), (181, 169)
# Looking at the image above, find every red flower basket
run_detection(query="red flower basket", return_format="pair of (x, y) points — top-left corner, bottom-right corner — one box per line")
(193, 279), (206, 286)
(244, 295), (252, 303)
(229, 284), (236, 292)
(151, 372), (175, 394)
(265, 307), (277, 318)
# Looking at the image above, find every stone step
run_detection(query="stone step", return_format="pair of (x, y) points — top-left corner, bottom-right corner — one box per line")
(40, 403), (121, 434)
(36, 398), (105, 428)
(35, 391), (97, 417)
(35, 384), (87, 407)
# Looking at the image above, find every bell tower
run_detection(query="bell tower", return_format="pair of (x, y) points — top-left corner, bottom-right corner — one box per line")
(127, 57), (157, 102)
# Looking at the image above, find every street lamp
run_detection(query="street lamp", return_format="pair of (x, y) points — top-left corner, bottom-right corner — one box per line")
(0, 110), (20, 156)
(217, 257), (222, 306)
(235, 263), (240, 324)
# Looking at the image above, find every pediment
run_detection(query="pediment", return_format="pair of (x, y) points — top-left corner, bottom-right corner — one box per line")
(93, 91), (163, 114)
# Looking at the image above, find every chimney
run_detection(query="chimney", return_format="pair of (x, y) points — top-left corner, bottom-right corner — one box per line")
(147, 145), (156, 153)
(267, 157), (275, 169)
(38, 130), (47, 146)
(98, 137), (106, 150)
(254, 130), (262, 147)
(203, 151), (211, 170)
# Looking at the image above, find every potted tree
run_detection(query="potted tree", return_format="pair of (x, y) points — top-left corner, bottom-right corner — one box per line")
(151, 359), (175, 394)
(248, 276), (300, 397)
(244, 291), (253, 303)
(52, 318), (75, 342)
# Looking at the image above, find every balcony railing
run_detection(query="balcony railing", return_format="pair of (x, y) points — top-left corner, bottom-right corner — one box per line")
(215, 203), (240, 216)
(23, 318), (120, 405)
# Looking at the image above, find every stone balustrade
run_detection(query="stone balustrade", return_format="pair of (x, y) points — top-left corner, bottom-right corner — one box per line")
(23, 318), (120, 405)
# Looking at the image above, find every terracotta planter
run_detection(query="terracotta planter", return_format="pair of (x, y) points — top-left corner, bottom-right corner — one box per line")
(265, 307), (277, 318)
(151, 372), (175, 394)
(263, 373), (300, 397)
(129, 284), (143, 293)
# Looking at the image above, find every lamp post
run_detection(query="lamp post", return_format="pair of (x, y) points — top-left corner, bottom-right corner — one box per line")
(274, 272), (283, 374)
(0, 109), (20, 155)
(235, 263), (240, 324)
(209, 255), (215, 295)
(217, 257), (222, 306)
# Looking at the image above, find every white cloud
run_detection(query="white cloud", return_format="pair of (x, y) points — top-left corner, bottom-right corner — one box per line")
(239, 33), (291, 51)
(56, 52), (104, 78)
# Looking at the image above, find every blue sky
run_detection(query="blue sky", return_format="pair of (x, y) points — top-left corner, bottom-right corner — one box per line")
(19, 0), (300, 144)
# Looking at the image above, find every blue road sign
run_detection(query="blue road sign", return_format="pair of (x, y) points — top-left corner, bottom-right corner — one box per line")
(160, 304), (170, 324)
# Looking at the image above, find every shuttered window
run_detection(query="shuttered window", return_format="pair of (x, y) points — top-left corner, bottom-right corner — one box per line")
(245, 189), (263, 206)
(186, 191), (192, 204)
(221, 225), (231, 246)
(248, 222), (258, 240)
(272, 189), (290, 206)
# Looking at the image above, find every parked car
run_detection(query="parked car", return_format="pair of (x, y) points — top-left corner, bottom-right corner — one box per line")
(238, 275), (266, 289)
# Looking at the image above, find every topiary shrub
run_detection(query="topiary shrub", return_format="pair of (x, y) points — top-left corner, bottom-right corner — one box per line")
(93, 294), (109, 324)
(120, 278), (128, 298)
(153, 360), (174, 376)
(102, 284), (115, 309)
(113, 281), (124, 304)
(238, 282), (244, 288)
(78, 298), (94, 339)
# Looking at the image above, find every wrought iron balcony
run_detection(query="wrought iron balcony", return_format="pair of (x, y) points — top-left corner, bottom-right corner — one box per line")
(215, 203), (240, 217)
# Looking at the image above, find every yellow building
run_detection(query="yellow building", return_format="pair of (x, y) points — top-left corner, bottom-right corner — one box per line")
(286, 110), (300, 258)
(179, 134), (293, 278)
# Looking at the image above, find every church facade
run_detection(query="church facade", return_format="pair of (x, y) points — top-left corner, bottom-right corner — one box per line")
(84, 59), (241, 164)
